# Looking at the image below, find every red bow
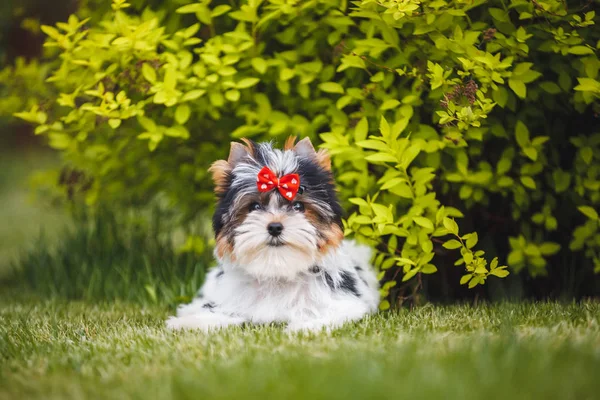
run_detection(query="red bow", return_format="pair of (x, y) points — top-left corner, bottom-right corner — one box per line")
(256, 166), (300, 200)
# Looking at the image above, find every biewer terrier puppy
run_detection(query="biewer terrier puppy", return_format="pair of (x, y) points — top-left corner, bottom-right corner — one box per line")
(166, 137), (379, 332)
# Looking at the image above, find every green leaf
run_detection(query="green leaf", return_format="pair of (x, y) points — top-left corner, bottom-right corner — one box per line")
(509, 78), (526, 99)
(578, 206), (599, 220)
(402, 268), (419, 282)
(379, 300), (391, 311)
(237, 78), (260, 89)
(497, 157), (512, 175)
(365, 153), (397, 163)
(539, 242), (561, 256)
(356, 140), (388, 151)
(137, 115), (157, 132)
(507, 250), (523, 266)
(225, 90), (241, 102)
(41, 25), (62, 40)
(443, 217), (459, 235)
(460, 274), (472, 285)
(212, 4), (231, 17)
(396, 258), (416, 266)
(176, 4), (204, 13)
(380, 99), (400, 110)
(175, 104), (191, 125)
(318, 82), (344, 94)
(218, 66), (237, 77)
(251, 58), (268, 74)
(443, 239), (462, 250)
(48, 133), (71, 150)
(465, 232), (478, 249)
(489, 268), (509, 278)
(142, 63), (157, 83)
(108, 119), (121, 129)
(492, 87), (508, 107)
(421, 264), (437, 274)
(468, 276), (481, 288)
(400, 145), (421, 169)
(581, 147), (593, 164)
(164, 66), (177, 90)
(490, 257), (499, 269)
(520, 176), (536, 190)
(489, 8), (509, 22)
(574, 78), (600, 92)
(523, 146), (537, 161)
(515, 120), (530, 148)
(413, 216), (434, 230)
(568, 46), (594, 55)
(380, 177), (406, 190)
(539, 81), (561, 94)
(379, 116), (390, 138)
(181, 90), (206, 102)
(354, 117), (368, 142)
(390, 184), (413, 199)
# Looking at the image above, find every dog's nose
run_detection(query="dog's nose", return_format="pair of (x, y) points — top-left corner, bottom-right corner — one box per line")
(267, 222), (284, 237)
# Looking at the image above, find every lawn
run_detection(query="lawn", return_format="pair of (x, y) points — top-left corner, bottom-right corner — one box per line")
(1, 299), (599, 400)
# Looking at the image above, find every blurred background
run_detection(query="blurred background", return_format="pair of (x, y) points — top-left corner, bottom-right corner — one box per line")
(1, 0), (598, 304)
(0, 0), (74, 277)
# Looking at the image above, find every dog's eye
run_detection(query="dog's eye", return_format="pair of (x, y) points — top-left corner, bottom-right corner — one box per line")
(249, 202), (262, 212)
(292, 201), (305, 212)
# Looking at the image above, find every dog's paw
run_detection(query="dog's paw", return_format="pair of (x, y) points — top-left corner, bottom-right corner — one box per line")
(285, 319), (332, 334)
(165, 313), (245, 332)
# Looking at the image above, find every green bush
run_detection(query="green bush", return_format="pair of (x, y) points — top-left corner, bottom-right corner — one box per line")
(12, 0), (600, 302)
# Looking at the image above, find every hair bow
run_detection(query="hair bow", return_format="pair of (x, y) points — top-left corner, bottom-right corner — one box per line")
(256, 166), (300, 200)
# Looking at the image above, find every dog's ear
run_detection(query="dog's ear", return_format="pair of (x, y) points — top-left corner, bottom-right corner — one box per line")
(209, 140), (254, 192)
(293, 137), (316, 158)
(228, 141), (251, 165)
(294, 137), (331, 171)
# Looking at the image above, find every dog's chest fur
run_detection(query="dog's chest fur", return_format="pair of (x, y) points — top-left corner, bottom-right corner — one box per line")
(172, 240), (379, 330)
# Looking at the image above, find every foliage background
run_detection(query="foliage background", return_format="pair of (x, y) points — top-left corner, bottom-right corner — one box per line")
(1, 0), (600, 305)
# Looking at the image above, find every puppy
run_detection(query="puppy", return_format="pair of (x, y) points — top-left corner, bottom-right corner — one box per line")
(166, 137), (379, 332)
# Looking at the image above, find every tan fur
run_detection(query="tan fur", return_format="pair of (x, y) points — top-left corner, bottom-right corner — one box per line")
(284, 136), (297, 151)
(318, 224), (344, 255)
(215, 234), (234, 259)
(292, 137), (332, 172)
(240, 138), (256, 156)
(303, 206), (344, 254)
(209, 160), (231, 193)
(211, 140), (258, 193)
(315, 149), (332, 171)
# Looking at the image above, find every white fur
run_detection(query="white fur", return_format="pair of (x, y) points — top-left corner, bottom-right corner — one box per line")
(231, 196), (318, 280)
(166, 240), (380, 332)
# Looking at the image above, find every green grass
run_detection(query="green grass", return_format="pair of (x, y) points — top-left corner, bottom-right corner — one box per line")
(1, 300), (599, 400)
(10, 208), (211, 304)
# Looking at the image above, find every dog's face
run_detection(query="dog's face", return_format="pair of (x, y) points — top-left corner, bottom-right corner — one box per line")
(210, 137), (344, 280)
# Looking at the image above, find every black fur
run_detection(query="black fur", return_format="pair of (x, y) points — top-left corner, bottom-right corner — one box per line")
(339, 271), (361, 297)
(324, 271), (335, 289)
(323, 270), (361, 297)
(297, 157), (343, 228)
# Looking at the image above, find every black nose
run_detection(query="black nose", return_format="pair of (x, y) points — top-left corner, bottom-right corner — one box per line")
(267, 222), (284, 237)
